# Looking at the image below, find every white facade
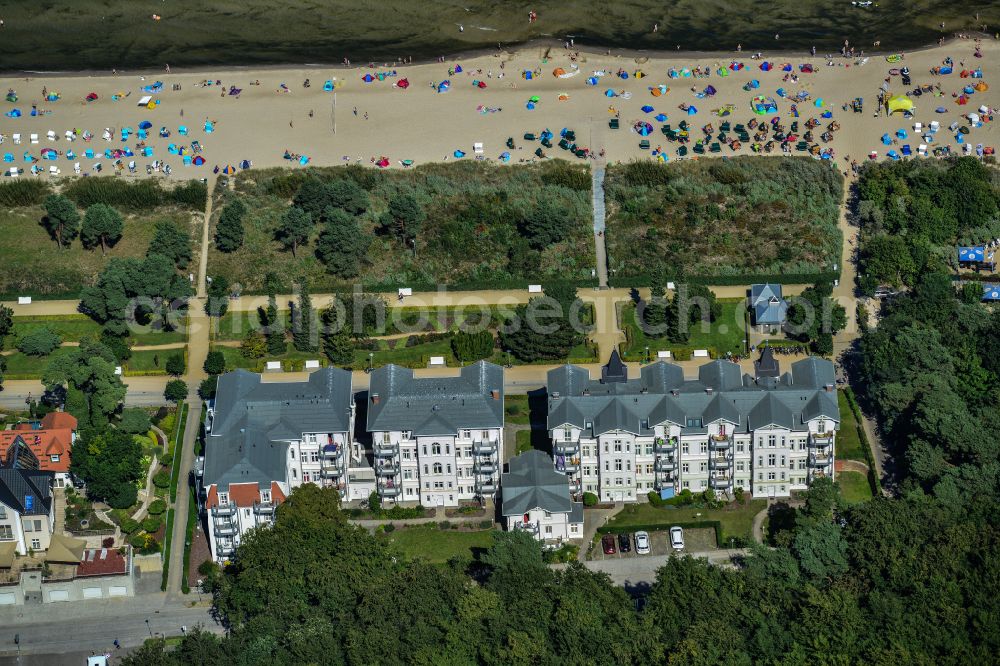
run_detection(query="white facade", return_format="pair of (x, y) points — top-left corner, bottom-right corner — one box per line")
(0, 498), (54, 555)
(506, 507), (582, 542)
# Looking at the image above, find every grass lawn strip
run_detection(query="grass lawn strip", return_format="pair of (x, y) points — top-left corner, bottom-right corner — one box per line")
(384, 525), (495, 564)
(621, 299), (745, 359)
(835, 390), (866, 462)
(837, 471), (874, 504)
(606, 499), (767, 545)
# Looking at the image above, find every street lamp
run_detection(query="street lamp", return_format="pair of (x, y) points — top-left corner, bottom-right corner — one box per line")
(367, 352), (374, 373)
(645, 345), (650, 364)
(145, 618), (152, 638)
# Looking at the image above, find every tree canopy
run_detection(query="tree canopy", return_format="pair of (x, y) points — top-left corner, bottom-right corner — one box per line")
(41, 194), (80, 248)
(79, 255), (192, 336)
(80, 203), (124, 254)
(43, 339), (126, 430)
(71, 427), (142, 509)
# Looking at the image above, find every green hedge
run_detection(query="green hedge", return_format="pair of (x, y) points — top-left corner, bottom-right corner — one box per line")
(0, 179), (51, 206)
(181, 489), (197, 594)
(160, 507), (174, 592)
(842, 387), (883, 496)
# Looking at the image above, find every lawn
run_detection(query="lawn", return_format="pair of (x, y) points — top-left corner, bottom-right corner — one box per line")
(3, 315), (186, 349)
(604, 157), (842, 284)
(2, 346), (77, 379)
(210, 161), (595, 293)
(214, 344), (325, 373)
(125, 349), (185, 375)
(607, 499), (767, 545)
(835, 390), (867, 462)
(0, 208), (199, 299)
(353, 337), (457, 370)
(505, 395), (530, 425)
(384, 525), (496, 564)
(620, 299), (746, 360)
(515, 429), (533, 455)
(837, 471), (874, 505)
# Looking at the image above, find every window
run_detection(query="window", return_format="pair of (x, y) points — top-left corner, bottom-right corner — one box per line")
(615, 478), (623, 486)
(433, 481), (444, 489)
(682, 463), (689, 473)
(402, 449), (412, 460)
(462, 430), (472, 439)
(563, 429), (572, 441)
(446, 443), (451, 455)
(31, 539), (40, 550)
(423, 465), (429, 474)
(402, 431), (411, 440)
(219, 492), (229, 505)
(768, 435), (776, 447)
(310, 451), (320, 463)
(682, 481), (689, 489)
(50, 454), (60, 462)
(736, 461), (745, 471)
(289, 449), (296, 459)
(736, 443), (744, 453)
(545, 526), (553, 535)
(767, 472), (776, 481)
(682, 443), (689, 454)
(699, 462), (707, 472)
(780, 485), (786, 493)
(0, 525), (12, 540)
(614, 442), (622, 452)
(544, 511), (551, 518)
(614, 461), (623, 471)
(433, 463), (443, 474)
(767, 454), (776, 466)
(432, 443), (441, 455)
(261, 490), (271, 503)
(779, 455), (785, 466)
(406, 488), (414, 496)
(700, 443), (707, 454)
(446, 464), (452, 474)
(0, 506), (5, 519)
(382, 432), (391, 444)
(303, 473), (311, 483)
(422, 445), (427, 455)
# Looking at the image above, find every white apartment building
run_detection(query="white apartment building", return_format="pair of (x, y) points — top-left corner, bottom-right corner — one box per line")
(366, 362), (503, 507)
(201, 368), (367, 562)
(547, 351), (838, 502)
(0, 467), (55, 555)
(501, 450), (583, 543)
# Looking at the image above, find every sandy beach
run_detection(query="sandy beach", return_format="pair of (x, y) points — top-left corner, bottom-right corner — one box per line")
(0, 39), (997, 178)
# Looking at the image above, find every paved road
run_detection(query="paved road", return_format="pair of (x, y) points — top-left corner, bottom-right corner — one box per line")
(0, 594), (220, 658)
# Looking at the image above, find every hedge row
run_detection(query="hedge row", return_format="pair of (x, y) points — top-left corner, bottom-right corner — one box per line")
(841, 387), (883, 496)
(0, 179), (51, 207)
(236, 278), (602, 297)
(609, 272), (840, 289)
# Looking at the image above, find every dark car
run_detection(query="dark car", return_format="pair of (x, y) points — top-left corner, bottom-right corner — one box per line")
(618, 533), (631, 553)
(601, 534), (617, 555)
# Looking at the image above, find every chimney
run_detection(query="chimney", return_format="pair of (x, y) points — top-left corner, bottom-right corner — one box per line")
(551, 391), (561, 399)
(670, 389), (678, 396)
(824, 384), (834, 392)
(490, 390), (500, 400)
(582, 389), (590, 396)
(705, 387), (713, 395)
(371, 393), (380, 404)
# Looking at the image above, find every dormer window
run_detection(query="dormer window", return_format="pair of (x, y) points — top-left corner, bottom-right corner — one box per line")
(219, 492), (229, 505)
(50, 454), (60, 463)
(261, 490), (271, 503)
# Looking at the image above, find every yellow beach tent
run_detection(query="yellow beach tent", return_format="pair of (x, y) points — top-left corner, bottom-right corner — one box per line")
(887, 94), (914, 114)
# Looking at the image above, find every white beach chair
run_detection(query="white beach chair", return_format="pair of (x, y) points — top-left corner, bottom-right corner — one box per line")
(46, 130), (56, 141)
(964, 143), (972, 155)
(12, 133), (20, 145)
(7, 167), (18, 177)
(73, 162), (81, 174)
(64, 130), (75, 142)
(102, 129), (112, 141)
(918, 144), (927, 156)
(979, 105), (989, 115)
(29, 133), (39, 144)
(48, 165), (60, 176)
(913, 122), (922, 133)
(929, 120), (940, 133)
(473, 142), (484, 155)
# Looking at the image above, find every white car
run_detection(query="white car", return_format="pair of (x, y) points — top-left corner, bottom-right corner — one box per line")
(669, 526), (685, 551)
(634, 531), (650, 555)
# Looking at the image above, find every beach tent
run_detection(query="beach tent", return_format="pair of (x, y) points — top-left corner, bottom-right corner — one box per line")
(45, 93), (60, 102)
(529, 96), (540, 103)
(760, 62), (772, 71)
(887, 94), (914, 114)
(974, 81), (989, 92)
(717, 67), (729, 77)
(654, 113), (667, 121)
(5, 109), (21, 118)
(751, 96), (778, 114)
(453, 149), (466, 158)
(686, 106), (698, 115)
(605, 88), (616, 97)
(936, 106), (948, 113)
(634, 70), (645, 79)
(526, 102), (536, 109)
(586, 77), (599, 86)
(618, 71), (629, 79)
(376, 157), (390, 168)
(240, 159), (251, 169)
(956, 95), (969, 105)
(85, 92), (98, 102)
(641, 105), (654, 113)
(454, 65), (463, 73)
(397, 78), (409, 89)
(324, 80), (335, 91)
(437, 80), (451, 93)
(634, 121), (653, 136)
(703, 85), (717, 96)
(362, 73), (375, 83)
(142, 81), (163, 93)
(192, 155), (206, 166)
(553, 67), (567, 77)
(523, 70), (533, 80)
(4, 92), (15, 103)
(3, 153), (12, 162)
(138, 120), (152, 130)
(782, 63), (793, 71)
(799, 64), (815, 73)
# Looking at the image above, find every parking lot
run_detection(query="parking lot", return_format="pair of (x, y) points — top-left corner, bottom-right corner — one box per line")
(590, 527), (717, 561)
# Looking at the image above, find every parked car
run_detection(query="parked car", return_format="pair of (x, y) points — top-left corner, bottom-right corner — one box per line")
(669, 526), (685, 551)
(618, 533), (631, 553)
(634, 531), (650, 555)
(601, 534), (617, 555)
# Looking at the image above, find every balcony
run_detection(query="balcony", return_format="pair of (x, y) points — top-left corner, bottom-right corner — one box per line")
(374, 445), (398, 458)
(474, 461), (497, 475)
(708, 436), (732, 451)
(473, 440), (498, 455)
(568, 479), (581, 493)
(322, 447), (343, 461)
(516, 521), (538, 532)
(709, 476), (732, 490)
(377, 483), (401, 498)
(808, 453), (833, 467)
(375, 462), (398, 476)
(253, 502), (275, 515)
(708, 456), (732, 470)
(557, 459), (580, 474)
(213, 520), (236, 536)
(809, 432), (834, 446)
(554, 441), (580, 456)
(654, 437), (677, 454)
(654, 458), (676, 473)
(476, 481), (498, 494)
(214, 503), (236, 516)
(321, 467), (344, 479)
(217, 545), (235, 558)
(655, 477), (675, 490)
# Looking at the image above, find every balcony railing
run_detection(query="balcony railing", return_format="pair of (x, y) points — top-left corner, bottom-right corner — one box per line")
(374, 445), (398, 458)
(213, 520), (236, 536)
(809, 432), (834, 446)
(516, 521), (538, 532)
(217, 545), (235, 558)
(709, 436), (732, 451)
(709, 476), (732, 490)
(473, 440), (498, 455)
(654, 437), (677, 454)
(214, 502), (236, 516)
(253, 502), (275, 515)
(322, 448), (343, 461)
(708, 456), (732, 470)
(654, 458), (676, 472)
(808, 453), (833, 467)
(476, 481), (497, 494)
(557, 459), (580, 474)
(377, 483), (401, 498)
(554, 441), (580, 456)
(474, 461), (497, 475)
(321, 468), (344, 479)
(568, 479), (581, 493)
(375, 462), (398, 476)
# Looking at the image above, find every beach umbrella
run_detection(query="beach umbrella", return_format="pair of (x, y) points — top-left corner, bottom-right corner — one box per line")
(618, 71), (629, 79)
(376, 157), (390, 168)
(138, 120), (152, 129)
(500, 151), (511, 162)
(964, 85), (975, 94)
(526, 102), (536, 109)
(956, 95), (968, 105)
(936, 106), (948, 113)
(814, 98), (824, 107)
(192, 155), (206, 166)
(881, 133), (892, 145)
(605, 88), (616, 97)
(437, 80), (450, 93)
(324, 80), (335, 91)
(749, 79), (760, 89)
(529, 95), (540, 103)
(222, 165), (236, 175)
(553, 67), (567, 77)
(782, 63), (793, 71)
(654, 113), (667, 121)
(523, 70), (533, 80)
(362, 73), (374, 83)
(686, 106), (698, 115)
(586, 77), (599, 85)
(85, 92), (98, 102)
(397, 78), (409, 89)
(2, 153), (12, 162)
(641, 105), (654, 113)
(23, 152), (32, 162)
(240, 159), (251, 169)
(760, 62), (772, 71)
(454, 65), (463, 73)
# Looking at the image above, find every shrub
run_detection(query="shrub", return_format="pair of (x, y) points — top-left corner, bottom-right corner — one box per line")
(0, 179), (51, 206)
(142, 515), (162, 533)
(165, 353), (185, 376)
(204, 350), (226, 375)
(160, 452), (173, 468)
(583, 492), (599, 507)
(646, 490), (665, 507)
(479, 520), (494, 529)
(153, 470), (170, 489)
(17, 327), (62, 356)
(733, 486), (745, 503)
(120, 517), (140, 534)
(438, 521), (452, 531)
(147, 499), (167, 516)
(164, 379), (187, 403)
(506, 404), (521, 416)
(102, 537), (114, 548)
(383, 523), (396, 533)
(198, 560), (219, 576)
(64, 177), (165, 210)
(451, 329), (495, 363)
(119, 408), (151, 434)
(170, 180), (208, 209)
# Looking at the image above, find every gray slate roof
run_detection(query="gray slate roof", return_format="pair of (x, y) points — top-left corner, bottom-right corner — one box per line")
(205, 368), (353, 492)
(501, 450), (573, 516)
(547, 357), (839, 436)
(367, 361), (503, 435)
(750, 283), (788, 326)
(0, 468), (53, 516)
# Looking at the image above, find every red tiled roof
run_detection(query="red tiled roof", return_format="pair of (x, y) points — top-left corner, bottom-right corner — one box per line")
(0, 428), (73, 473)
(76, 547), (128, 577)
(228, 482), (261, 508)
(205, 485), (219, 510)
(41, 412), (78, 431)
(271, 482), (286, 504)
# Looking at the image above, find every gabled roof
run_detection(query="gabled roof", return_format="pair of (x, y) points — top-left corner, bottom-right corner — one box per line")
(0, 468), (53, 515)
(367, 361), (503, 434)
(750, 283), (788, 326)
(0, 427), (72, 473)
(748, 393), (795, 430)
(647, 395), (686, 428)
(802, 391), (840, 423)
(791, 357), (835, 389)
(698, 360), (744, 391)
(601, 349), (628, 384)
(754, 346), (780, 378)
(702, 393), (741, 426)
(500, 450), (573, 516)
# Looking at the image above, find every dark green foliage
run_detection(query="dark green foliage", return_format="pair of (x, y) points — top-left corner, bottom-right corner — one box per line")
(16, 326), (61, 356)
(450, 329), (495, 362)
(169, 180), (208, 209)
(43, 339), (126, 429)
(99, 328), (131, 363)
(119, 407), (151, 434)
(80, 203), (124, 254)
(198, 376), (218, 400)
(500, 285), (585, 362)
(325, 178), (370, 215)
(259, 292), (286, 355)
(164, 379), (187, 403)
(291, 279), (317, 352)
(606, 156), (843, 280)
(71, 428), (142, 509)
(0, 305), (12, 351)
(379, 192), (425, 244)
(62, 178), (203, 211)
(153, 469), (170, 489)
(0, 179), (51, 207)
(79, 255), (192, 336)
(0, 356), (6, 389)
(206, 275), (230, 319)
(142, 516), (162, 533)
(517, 197), (575, 249)
(41, 194), (80, 248)
(120, 517), (140, 535)
(165, 352), (185, 376)
(316, 208), (369, 277)
(148, 219), (193, 269)
(275, 206), (312, 257)
(147, 498), (167, 515)
(214, 199), (246, 252)
(203, 350), (226, 375)
(785, 281), (847, 355)
(582, 491), (598, 507)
